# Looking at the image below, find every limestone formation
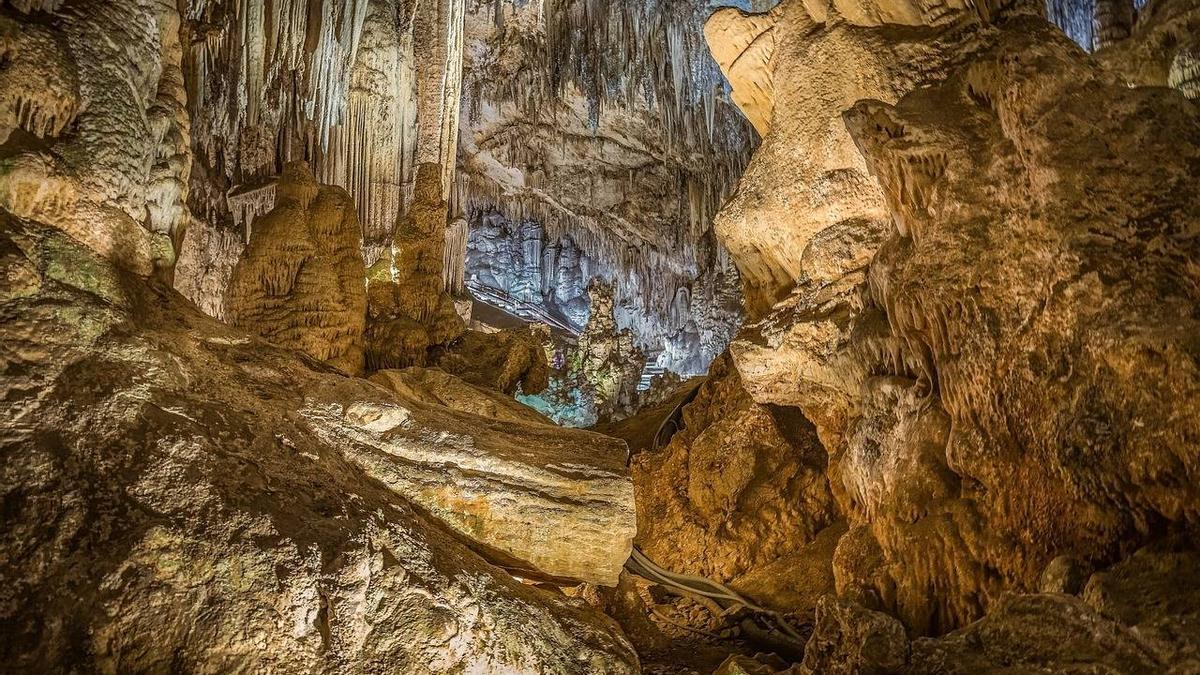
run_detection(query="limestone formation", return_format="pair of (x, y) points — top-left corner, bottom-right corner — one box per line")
(705, 0), (946, 316)
(456, 0), (749, 378)
(6, 0), (1200, 670)
(1096, 0), (1200, 98)
(515, 281), (653, 426)
(0, 213), (638, 672)
(0, 0), (189, 277)
(574, 282), (648, 421)
(365, 163), (465, 370)
(182, 0), (464, 243)
(432, 325), (551, 396)
(719, 0), (1200, 647)
(632, 354), (836, 587)
(225, 162), (367, 375)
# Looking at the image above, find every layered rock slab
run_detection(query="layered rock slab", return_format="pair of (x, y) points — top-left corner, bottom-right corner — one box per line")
(0, 214), (638, 671)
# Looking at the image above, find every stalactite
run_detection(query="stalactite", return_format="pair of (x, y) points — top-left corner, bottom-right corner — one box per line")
(319, 0), (418, 248)
(184, 0), (370, 225)
(444, 217), (469, 294)
(226, 181), (278, 242)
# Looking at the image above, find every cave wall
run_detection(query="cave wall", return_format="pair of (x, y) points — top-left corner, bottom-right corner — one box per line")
(0, 0), (190, 277)
(175, 0), (467, 318)
(702, 0), (1200, 643)
(455, 0), (752, 377)
(166, 0), (749, 378)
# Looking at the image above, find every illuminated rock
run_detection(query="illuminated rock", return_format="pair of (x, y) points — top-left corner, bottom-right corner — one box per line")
(720, 5), (1200, 641)
(364, 163), (465, 370)
(225, 162), (367, 375)
(0, 214), (638, 671)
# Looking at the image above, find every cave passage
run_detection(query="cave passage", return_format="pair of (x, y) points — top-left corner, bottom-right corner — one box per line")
(1, 0), (1199, 673)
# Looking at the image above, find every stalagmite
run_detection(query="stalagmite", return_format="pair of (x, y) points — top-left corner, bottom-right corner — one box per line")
(225, 162), (367, 375)
(364, 162), (465, 370)
(443, 216), (469, 294)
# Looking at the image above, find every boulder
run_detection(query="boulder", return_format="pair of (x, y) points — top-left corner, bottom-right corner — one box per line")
(0, 213), (639, 672)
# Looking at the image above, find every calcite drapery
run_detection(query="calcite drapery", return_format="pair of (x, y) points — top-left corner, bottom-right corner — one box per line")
(0, 0), (190, 277)
(456, 0), (749, 377)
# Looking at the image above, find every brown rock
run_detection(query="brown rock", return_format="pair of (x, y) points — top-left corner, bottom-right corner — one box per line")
(633, 354), (836, 585)
(0, 214), (638, 673)
(719, 5), (1200, 640)
(800, 597), (909, 675)
(433, 325), (551, 395)
(225, 162), (367, 376)
(732, 522), (847, 616)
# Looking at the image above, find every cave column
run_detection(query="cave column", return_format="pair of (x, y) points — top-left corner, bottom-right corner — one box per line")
(413, 0), (465, 202)
(1092, 0), (1134, 50)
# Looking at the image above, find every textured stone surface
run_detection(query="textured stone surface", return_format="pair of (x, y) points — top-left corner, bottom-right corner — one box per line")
(705, 0), (964, 316)
(0, 0), (189, 276)
(834, 16), (1200, 632)
(365, 163), (466, 370)
(793, 542), (1200, 673)
(432, 325), (551, 396)
(713, 4), (1200, 644)
(632, 354), (836, 585)
(225, 162), (367, 375)
(1096, 0), (1200, 97)
(0, 213), (638, 672)
(800, 597), (908, 675)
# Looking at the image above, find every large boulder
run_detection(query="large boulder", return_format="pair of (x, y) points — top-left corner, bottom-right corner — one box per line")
(632, 354), (836, 585)
(0, 213), (639, 672)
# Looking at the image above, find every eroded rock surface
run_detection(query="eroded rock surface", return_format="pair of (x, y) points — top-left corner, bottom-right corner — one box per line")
(707, 0), (1200, 628)
(432, 324), (551, 396)
(0, 213), (639, 672)
(633, 354), (836, 586)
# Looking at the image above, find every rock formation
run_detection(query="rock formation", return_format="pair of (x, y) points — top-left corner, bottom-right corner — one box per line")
(225, 162), (367, 375)
(455, 0), (749, 378)
(1096, 0), (1200, 97)
(521, 281), (649, 425)
(364, 162), (465, 370)
(574, 282), (648, 421)
(632, 355), (837, 591)
(5, 0), (1200, 671)
(432, 325), (551, 396)
(0, 212), (637, 671)
(0, 0), (189, 277)
(695, 0), (1200, 667)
